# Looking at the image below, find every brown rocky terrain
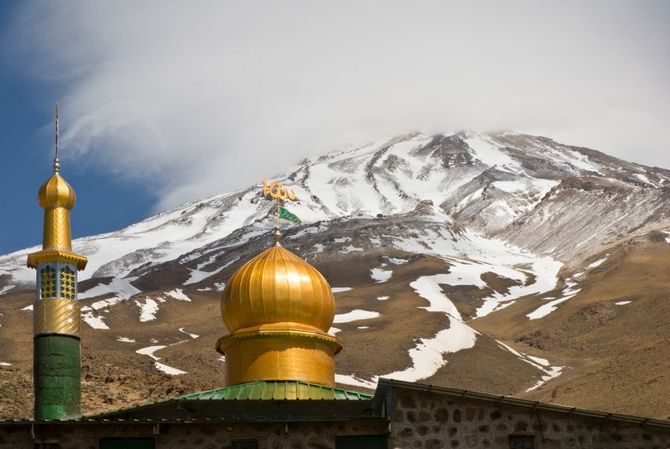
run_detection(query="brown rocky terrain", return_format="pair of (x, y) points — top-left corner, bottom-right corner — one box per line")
(1, 232), (668, 420)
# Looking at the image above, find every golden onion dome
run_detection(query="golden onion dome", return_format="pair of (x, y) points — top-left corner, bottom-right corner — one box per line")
(222, 245), (335, 333)
(38, 173), (76, 210)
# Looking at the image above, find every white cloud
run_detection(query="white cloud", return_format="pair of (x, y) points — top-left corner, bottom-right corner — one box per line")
(7, 0), (670, 210)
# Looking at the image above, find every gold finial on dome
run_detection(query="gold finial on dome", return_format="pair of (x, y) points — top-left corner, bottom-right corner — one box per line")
(27, 105), (87, 270)
(217, 180), (340, 388)
(262, 178), (297, 246)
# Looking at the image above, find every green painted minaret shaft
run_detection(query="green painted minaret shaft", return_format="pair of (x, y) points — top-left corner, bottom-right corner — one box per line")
(27, 105), (88, 421)
(33, 335), (82, 420)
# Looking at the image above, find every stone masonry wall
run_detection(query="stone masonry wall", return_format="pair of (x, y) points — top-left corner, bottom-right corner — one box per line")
(389, 389), (670, 449)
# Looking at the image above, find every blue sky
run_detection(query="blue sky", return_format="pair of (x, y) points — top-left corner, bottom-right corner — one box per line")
(1, 1), (668, 254)
(0, 3), (154, 253)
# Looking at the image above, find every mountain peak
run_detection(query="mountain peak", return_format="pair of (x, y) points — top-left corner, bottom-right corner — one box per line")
(1, 131), (670, 419)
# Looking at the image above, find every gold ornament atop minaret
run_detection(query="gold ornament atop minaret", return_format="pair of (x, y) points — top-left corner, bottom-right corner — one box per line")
(27, 105), (87, 271)
(28, 104), (87, 338)
(217, 180), (342, 387)
(27, 105), (87, 420)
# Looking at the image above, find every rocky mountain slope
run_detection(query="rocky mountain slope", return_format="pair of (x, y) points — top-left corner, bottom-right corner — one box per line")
(1, 131), (669, 419)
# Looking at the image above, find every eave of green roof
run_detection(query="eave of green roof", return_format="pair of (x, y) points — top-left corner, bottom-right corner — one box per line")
(175, 381), (373, 401)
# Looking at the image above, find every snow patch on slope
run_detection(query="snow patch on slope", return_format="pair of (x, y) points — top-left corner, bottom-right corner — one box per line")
(79, 277), (141, 300)
(183, 257), (238, 285)
(178, 327), (199, 339)
(338, 274), (478, 388)
(117, 337), (136, 343)
(392, 229), (562, 317)
(586, 255), (608, 269)
(380, 275), (478, 382)
(136, 298), (159, 322)
(495, 341), (564, 391)
(464, 134), (517, 170)
(370, 268), (393, 283)
(165, 288), (191, 302)
(527, 277), (581, 320)
(136, 345), (187, 376)
(0, 285), (15, 296)
(333, 310), (380, 323)
(82, 313), (109, 330)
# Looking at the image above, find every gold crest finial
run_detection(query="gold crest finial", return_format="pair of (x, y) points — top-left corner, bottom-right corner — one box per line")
(262, 178), (297, 202)
(261, 179), (297, 245)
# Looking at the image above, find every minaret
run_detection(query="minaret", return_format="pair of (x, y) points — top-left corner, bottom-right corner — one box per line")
(217, 180), (342, 388)
(26, 105), (87, 421)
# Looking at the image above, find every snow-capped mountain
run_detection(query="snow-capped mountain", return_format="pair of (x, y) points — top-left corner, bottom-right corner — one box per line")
(3, 131), (667, 283)
(1, 131), (669, 419)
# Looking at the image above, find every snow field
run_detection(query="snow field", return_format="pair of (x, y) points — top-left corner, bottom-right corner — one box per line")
(183, 256), (239, 286)
(370, 268), (393, 283)
(79, 286), (195, 329)
(528, 254), (608, 321)
(79, 277), (141, 300)
(495, 341), (563, 392)
(392, 227), (562, 318)
(136, 345), (186, 376)
(178, 327), (199, 339)
(116, 337), (136, 343)
(136, 298), (159, 322)
(333, 310), (380, 324)
(336, 274), (478, 388)
(183, 266), (225, 285)
(165, 288), (191, 301)
(586, 255), (608, 270)
(527, 278), (581, 320)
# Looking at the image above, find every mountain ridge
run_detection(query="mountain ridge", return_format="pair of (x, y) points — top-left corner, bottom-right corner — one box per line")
(0, 131), (668, 419)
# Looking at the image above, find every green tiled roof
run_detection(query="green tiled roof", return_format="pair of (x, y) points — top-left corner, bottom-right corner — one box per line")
(175, 381), (373, 401)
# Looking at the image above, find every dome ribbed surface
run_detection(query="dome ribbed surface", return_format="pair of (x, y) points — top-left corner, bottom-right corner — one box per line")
(38, 173), (76, 209)
(221, 246), (335, 333)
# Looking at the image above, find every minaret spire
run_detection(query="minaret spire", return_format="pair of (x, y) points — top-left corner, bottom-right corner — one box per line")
(53, 104), (61, 174)
(27, 105), (87, 421)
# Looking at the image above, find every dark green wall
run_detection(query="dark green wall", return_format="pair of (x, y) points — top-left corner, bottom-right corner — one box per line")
(335, 435), (388, 449)
(100, 438), (156, 449)
(33, 335), (81, 421)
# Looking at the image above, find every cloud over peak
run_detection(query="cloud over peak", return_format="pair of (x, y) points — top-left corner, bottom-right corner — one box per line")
(8, 1), (670, 210)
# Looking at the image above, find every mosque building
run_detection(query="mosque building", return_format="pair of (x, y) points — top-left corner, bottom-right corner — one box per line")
(0, 109), (669, 449)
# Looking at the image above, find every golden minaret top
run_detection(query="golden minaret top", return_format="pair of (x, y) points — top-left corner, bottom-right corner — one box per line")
(27, 105), (87, 270)
(216, 180), (341, 387)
